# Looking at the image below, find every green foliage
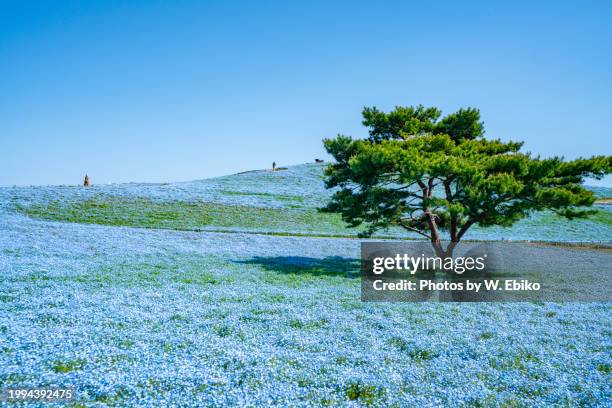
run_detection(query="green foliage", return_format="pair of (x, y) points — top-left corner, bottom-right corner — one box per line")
(478, 331), (495, 340)
(387, 336), (410, 352)
(408, 348), (438, 362)
(345, 382), (384, 406)
(52, 359), (86, 373)
(362, 104), (483, 142)
(289, 318), (329, 330)
(323, 105), (612, 251)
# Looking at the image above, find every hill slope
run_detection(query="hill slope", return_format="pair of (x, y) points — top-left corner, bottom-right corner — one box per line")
(4, 163), (612, 242)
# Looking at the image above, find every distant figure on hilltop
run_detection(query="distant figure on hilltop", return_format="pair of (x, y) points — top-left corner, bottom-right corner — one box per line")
(83, 174), (90, 187)
(272, 162), (276, 171)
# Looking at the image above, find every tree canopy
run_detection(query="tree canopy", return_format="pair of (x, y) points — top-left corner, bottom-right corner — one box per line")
(322, 105), (612, 256)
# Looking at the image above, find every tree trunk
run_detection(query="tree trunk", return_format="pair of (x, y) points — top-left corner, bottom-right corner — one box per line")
(431, 241), (457, 259)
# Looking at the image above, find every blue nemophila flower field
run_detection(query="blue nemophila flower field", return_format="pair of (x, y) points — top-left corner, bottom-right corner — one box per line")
(0, 164), (610, 406)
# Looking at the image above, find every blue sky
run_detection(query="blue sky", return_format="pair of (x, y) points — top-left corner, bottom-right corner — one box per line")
(1, 0), (611, 186)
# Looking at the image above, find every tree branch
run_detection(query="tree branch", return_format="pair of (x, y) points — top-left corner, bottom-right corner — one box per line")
(397, 220), (432, 239)
(457, 219), (476, 240)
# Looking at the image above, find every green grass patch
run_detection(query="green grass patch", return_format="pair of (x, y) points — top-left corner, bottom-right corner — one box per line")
(220, 190), (304, 202)
(345, 382), (385, 406)
(387, 336), (410, 352)
(490, 349), (540, 373)
(52, 359), (86, 373)
(478, 331), (495, 340)
(16, 195), (352, 235)
(289, 318), (329, 330)
(387, 337), (438, 361)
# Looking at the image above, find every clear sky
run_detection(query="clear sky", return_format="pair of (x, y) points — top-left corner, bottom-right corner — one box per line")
(1, 0), (611, 186)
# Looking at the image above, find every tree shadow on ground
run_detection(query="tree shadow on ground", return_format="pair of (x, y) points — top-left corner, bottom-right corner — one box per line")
(236, 256), (360, 278)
